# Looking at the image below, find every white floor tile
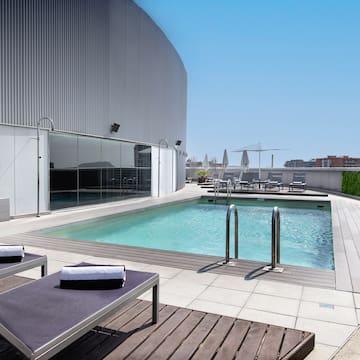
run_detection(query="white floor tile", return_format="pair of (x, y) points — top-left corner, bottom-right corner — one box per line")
(302, 287), (354, 307)
(255, 279), (302, 299)
(172, 269), (219, 285)
(245, 293), (300, 316)
(299, 301), (357, 326)
(198, 286), (250, 307)
(304, 343), (338, 360)
(238, 308), (296, 328)
(188, 299), (241, 317)
(211, 274), (258, 292)
(296, 318), (356, 347)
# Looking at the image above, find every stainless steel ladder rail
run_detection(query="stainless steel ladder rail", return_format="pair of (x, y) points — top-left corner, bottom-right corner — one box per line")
(225, 204), (238, 264)
(226, 179), (232, 202)
(263, 206), (283, 272)
(214, 180), (220, 202)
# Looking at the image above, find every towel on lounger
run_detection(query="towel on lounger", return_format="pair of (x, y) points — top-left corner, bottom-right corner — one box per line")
(0, 245), (25, 263)
(60, 265), (126, 289)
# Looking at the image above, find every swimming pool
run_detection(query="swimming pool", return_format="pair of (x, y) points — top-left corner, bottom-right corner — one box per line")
(39, 198), (334, 270)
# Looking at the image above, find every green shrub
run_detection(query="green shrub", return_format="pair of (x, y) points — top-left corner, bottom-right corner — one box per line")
(342, 172), (360, 196)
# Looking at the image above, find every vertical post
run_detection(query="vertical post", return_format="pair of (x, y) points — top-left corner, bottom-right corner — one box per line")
(36, 116), (54, 217)
(271, 206), (280, 268)
(152, 280), (159, 324)
(157, 138), (169, 197)
(225, 204), (238, 264)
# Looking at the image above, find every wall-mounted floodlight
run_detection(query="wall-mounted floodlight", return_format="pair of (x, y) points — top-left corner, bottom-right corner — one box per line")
(37, 116), (55, 217)
(175, 140), (182, 146)
(111, 123), (120, 133)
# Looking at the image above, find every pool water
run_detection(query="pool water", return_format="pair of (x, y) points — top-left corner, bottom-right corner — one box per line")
(40, 199), (334, 270)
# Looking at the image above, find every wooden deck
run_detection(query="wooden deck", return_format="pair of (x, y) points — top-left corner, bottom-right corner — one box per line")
(1, 288), (314, 360)
(2, 232), (335, 289)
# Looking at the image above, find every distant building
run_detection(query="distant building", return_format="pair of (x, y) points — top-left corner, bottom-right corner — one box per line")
(315, 156), (360, 167)
(284, 159), (316, 167)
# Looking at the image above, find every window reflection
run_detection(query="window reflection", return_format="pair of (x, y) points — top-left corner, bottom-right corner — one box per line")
(49, 133), (151, 209)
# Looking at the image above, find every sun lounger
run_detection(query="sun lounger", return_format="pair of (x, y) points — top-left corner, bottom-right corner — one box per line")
(264, 172), (283, 191)
(289, 173), (307, 191)
(0, 266), (159, 360)
(0, 253), (47, 279)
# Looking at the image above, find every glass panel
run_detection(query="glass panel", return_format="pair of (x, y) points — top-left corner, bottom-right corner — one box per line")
(50, 169), (78, 209)
(79, 168), (102, 205)
(102, 168), (123, 202)
(49, 133), (78, 168)
(138, 168), (151, 192)
(101, 139), (121, 168)
(134, 144), (151, 167)
(121, 142), (135, 167)
(78, 136), (101, 168)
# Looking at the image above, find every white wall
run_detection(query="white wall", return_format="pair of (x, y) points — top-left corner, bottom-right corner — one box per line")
(0, 125), (49, 216)
(151, 146), (176, 197)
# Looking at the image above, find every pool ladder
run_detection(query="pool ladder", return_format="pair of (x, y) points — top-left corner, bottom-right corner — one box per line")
(224, 204), (238, 264)
(224, 205), (283, 272)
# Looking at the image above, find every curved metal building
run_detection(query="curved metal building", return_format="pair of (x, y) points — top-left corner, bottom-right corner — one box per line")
(0, 0), (187, 217)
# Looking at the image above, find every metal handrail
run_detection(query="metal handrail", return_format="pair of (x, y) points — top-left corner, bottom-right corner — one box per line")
(225, 204), (238, 263)
(226, 179), (232, 201)
(271, 206), (281, 269)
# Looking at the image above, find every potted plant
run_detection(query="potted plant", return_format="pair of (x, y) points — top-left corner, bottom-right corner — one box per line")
(197, 170), (208, 184)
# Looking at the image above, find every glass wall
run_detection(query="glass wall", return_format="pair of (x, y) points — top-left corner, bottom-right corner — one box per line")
(49, 133), (151, 210)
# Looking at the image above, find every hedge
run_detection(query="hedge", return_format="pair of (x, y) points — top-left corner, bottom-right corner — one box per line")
(342, 172), (360, 196)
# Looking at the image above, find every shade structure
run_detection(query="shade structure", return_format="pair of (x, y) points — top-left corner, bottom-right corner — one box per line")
(222, 149), (229, 168)
(203, 154), (209, 169)
(234, 143), (283, 180)
(240, 150), (249, 172)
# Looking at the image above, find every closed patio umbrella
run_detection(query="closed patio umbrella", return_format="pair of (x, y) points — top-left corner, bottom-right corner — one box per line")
(222, 149), (229, 168)
(203, 154), (209, 170)
(240, 150), (249, 172)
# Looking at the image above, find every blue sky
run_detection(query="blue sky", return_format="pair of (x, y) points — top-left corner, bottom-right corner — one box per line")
(134, 0), (360, 167)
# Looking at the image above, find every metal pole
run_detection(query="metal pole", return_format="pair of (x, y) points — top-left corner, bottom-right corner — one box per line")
(157, 138), (168, 197)
(225, 204), (238, 263)
(271, 206), (280, 268)
(36, 117), (55, 217)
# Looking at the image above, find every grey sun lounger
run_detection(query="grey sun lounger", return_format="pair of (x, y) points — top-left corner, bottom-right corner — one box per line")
(0, 267), (159, 360)
(0, 253), (47, 279)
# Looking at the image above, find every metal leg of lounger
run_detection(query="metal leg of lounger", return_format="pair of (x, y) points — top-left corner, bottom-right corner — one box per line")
(152, 283), (159, 324)
(41, 262), (48, 277)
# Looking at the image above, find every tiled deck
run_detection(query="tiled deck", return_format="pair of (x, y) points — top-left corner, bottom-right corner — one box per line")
(0, 184), (360, 359)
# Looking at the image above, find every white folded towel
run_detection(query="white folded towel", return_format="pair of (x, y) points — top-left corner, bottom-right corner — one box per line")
(0, 245), (25, 258)
(60, 265), (126, 281)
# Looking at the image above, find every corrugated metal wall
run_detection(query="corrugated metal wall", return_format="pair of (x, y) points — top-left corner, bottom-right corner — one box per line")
(0, 0), (187, 148)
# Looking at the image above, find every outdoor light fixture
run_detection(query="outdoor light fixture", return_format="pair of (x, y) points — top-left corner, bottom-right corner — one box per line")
(110, 123), (120, 133)
(175, 140), (182, 146)
(37, 116), (55, 217)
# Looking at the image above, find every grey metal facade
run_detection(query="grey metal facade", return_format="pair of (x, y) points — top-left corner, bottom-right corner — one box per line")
(0, 0), (187, 148)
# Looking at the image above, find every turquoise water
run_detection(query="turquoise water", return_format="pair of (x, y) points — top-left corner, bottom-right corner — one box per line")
(40, 199), (334, 269)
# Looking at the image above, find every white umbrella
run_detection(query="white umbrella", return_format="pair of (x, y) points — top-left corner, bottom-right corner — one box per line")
(222, 149), (229, 168)
(240, 150), (249, 172)
(202, 154), (209, 170)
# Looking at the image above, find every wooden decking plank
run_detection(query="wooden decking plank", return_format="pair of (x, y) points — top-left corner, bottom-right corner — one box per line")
(214, 319), (251, 360)
(104, 305), (184, 360)
(257, 325), (285, 360)
(235, 322), (268, 360)
(125, 307), (192, 360)
(100, 299), (142, 327)
(281, 332), (315, 360)
(104, 300), (152, 329)
(147, 310), (206, 360)
(191, 316), (234, 360)
(169, 312), (220, 360)
(279, 328), (304, 358)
